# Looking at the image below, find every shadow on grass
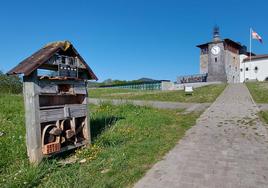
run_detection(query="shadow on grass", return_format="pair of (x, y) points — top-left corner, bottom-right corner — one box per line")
(48, 116), (123, 161)
(90, 116), (123, 141)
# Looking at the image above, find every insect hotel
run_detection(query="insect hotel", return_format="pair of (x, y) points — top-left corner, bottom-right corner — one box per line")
(7, 41), (97, 164)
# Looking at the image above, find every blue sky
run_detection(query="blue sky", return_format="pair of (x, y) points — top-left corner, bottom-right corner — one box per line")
(0, 0), (267, 81)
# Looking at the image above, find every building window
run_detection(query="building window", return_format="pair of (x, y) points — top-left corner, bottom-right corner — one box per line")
(254, 66), (258, 73)
(246, 67), (249, 71)
(240, 68), (243, 72)
(215, 57), (217, 62)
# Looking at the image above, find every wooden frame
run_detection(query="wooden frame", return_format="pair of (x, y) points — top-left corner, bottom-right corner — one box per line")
(23, 71), (91, 164)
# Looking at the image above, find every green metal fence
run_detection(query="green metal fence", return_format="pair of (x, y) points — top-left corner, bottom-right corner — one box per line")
(101, 82), (162, 90)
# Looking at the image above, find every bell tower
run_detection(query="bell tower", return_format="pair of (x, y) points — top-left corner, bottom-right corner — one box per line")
(207, 26), (227, 82)
(197, 26), (242, 83)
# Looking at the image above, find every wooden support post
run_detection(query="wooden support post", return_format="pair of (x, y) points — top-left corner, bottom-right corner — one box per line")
(23, 71), (43, 164)
(85, 81), (91, 145)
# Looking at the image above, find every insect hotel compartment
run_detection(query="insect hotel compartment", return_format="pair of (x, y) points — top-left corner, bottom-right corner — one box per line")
(41, 117), (87, 155)
(39, 81), (89, 155)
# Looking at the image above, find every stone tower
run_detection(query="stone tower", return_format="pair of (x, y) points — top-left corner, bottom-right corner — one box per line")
(207, 26), (227, 82)
(197, 26), (241, 83)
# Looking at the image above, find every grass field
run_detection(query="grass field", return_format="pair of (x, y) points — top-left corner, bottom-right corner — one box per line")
(258, 111), (268, 124)
(0, 94), (200, 188)
(246, 82), (268, 124)
(246, 82), (268, 103)
(89, 84), (226, 103)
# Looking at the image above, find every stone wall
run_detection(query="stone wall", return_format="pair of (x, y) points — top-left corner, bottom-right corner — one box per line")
(225, 50), (240, 83)
(200, 54), (208, 74)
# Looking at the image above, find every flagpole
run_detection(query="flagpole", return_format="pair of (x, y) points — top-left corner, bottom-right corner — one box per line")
(249, 27), (252, 80)
(250, 27), (252, 62)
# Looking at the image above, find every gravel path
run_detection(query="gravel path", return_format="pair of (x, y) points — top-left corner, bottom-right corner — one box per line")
(134, 84), (268, 188)
(88, 98), (210, 113)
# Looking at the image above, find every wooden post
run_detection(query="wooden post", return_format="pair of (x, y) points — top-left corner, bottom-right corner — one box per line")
(23, 71), (43, 164)
(85, 81), (91, 145)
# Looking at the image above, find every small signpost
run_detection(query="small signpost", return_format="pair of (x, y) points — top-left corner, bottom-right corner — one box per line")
(184, 86), (193, 95)
(7, 41), (97, 164)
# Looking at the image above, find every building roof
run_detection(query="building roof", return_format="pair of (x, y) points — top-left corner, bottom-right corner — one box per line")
(224, 39), (242, 49)
(7, 41), (98, 80)
(243, 54), (268, 62)
(196, 38), (242, 49)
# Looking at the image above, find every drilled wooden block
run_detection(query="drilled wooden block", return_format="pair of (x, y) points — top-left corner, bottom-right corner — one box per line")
(42, 143), (61, 155)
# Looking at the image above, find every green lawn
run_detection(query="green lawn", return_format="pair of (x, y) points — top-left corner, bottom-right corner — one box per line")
(89, 84), (226, 103)
(246, 82), (268, 125)
(0, 94), (200, 188)
(246, 82), (268, 103)
(258, 111), (268, 124)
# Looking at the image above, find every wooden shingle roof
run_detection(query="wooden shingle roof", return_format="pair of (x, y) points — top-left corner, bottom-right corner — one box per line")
(7, 41), (98, 80)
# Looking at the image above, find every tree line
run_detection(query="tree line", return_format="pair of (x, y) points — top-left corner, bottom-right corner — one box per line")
(0, 71), (22, 94)
(88, 78), (156, 88)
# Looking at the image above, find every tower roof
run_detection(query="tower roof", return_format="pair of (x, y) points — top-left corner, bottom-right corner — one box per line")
(213, 25), (221, 41)
(196, 38), (242, 49)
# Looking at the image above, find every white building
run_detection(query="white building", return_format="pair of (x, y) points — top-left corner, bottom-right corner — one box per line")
(240, 54), (268, 82)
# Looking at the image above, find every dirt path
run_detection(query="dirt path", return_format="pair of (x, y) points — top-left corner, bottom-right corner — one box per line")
(88, 98), (211, 113)
(134, 84), (268, 188)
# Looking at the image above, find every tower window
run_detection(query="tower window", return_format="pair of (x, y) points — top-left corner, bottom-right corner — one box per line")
(215, 57), (217, 62)
(246, 67), (249, 71)
(240, 68), (243, 72)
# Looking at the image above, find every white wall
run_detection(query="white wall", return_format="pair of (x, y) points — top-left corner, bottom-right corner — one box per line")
(161, 81), (174, 90)
(240, 54), (248, 82)
(240, 55), (268, 82)
(171, 81), (222, 90)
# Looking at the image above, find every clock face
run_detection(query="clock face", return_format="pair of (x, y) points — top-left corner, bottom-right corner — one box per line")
(211, 46), (220, 55)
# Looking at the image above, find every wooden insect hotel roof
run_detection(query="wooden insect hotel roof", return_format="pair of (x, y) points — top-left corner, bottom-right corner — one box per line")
(7, 41), (98, 80)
